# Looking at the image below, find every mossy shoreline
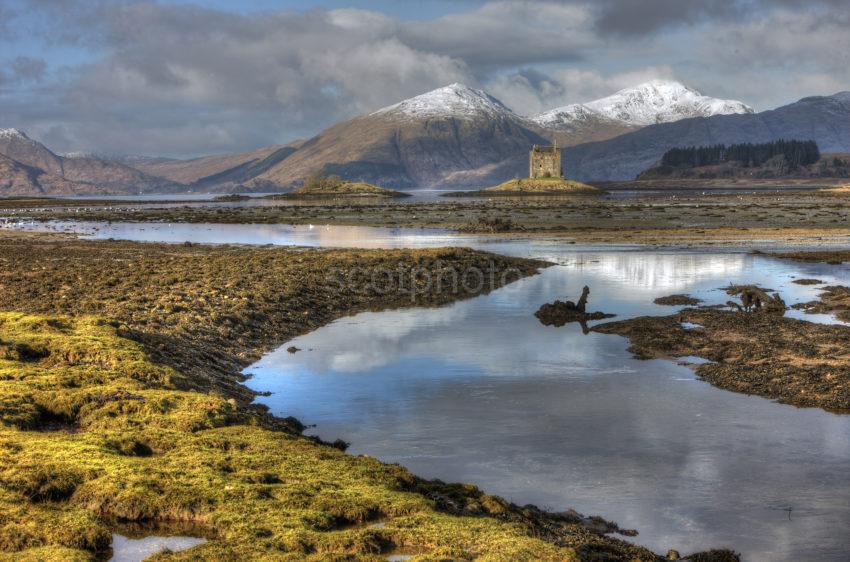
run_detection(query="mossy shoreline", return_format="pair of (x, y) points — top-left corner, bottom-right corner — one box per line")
(0, 234), (737, 560)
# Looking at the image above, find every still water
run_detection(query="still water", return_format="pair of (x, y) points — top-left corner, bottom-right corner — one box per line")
(109, 534), (205, 561)
(243, 252), (850, 562)
(4, 220), (850, 560)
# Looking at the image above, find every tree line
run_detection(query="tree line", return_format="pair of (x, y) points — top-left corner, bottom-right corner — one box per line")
(660, 140), (821, 169)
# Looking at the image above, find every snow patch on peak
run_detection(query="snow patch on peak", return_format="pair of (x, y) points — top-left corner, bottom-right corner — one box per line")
(0, 128), (30, 141)
(533, 80), (753, 130)
(584, 80), (754, 125)
(62, 151), (97, 159)
(374, 83), (515, 120)
(532, 103), (612, 130)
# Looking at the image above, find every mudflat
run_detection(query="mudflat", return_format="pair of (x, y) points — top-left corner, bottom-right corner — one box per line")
(6, 189), (850, 246)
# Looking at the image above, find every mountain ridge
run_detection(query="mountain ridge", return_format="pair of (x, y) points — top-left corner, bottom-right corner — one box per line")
(3, 83), (847, 193)
(533, 79), (753, 131)
(563, 91), (850, 181)
(0, 129), (178, 194)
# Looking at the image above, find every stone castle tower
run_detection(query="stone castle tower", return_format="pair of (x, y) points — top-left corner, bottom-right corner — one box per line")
(529, 140), (562, 179)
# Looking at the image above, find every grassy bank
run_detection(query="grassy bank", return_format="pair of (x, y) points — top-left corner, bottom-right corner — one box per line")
(0, 311), (632, 560)
(446, 178), (599, 196)
(0, 234), (726, 560)
(0, 236), (546, 401)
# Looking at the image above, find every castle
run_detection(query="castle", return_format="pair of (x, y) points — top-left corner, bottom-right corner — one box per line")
(529, 141), (562, 179)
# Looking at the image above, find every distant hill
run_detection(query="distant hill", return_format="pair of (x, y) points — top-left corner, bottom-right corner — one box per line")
(4, 83), (849, 194)
(247, 81), (752, 189)
(130, 144), (298, 187)
(0, 128), (177, 194)
(0, 153), (103, 196)
(637, 140), (849, 181)
(563, 92), (850, 181)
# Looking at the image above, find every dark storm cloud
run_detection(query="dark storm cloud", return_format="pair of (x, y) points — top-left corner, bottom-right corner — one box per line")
(592, 0), (745, 35)
(399, 1), (595, 68)
(590, 0), (849, 35)
(8, 56), (47, 82)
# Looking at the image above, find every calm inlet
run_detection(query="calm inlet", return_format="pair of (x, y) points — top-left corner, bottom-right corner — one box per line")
(245, 251), (850, 562)
(6, 220), (850, 561)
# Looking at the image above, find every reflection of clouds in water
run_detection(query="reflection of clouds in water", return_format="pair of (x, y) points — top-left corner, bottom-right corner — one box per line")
(247, 251), (850, 561)
(260, 305), (467, 372)
(256, 283), (623, 377)
(256, 252), (847, 379)
(590, 253), (747, 291)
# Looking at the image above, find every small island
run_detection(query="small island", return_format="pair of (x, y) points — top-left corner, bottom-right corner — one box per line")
(446, 142), (600, 196)
(478, 176), (599, 195)
(276, 171), (410, 199)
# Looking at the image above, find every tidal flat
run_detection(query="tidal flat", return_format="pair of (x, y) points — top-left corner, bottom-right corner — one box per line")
(4, 189), (850, 247)
(0, 232), (710, 561)
(1, 220), (849, 560)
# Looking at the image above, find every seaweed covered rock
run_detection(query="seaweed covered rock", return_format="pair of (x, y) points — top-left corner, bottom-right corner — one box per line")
(724, 285), (786, 314)
(535, 286), (615, 329)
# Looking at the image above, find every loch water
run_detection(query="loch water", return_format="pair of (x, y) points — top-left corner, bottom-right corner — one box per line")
(6, 220), (850, 561)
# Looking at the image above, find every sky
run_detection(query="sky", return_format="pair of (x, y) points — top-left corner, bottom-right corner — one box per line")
(0, 0), (848, 157)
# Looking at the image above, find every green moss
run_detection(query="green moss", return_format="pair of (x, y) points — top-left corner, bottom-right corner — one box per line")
(0, 312), (586, 560)
(0, 239), (738, 560)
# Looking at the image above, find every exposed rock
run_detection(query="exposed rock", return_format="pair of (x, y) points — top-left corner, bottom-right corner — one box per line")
(593, 303), (850, 412)
(724, 285), (786, 314)
(654, 294), (702, 306)
(535, 287), (615, 330)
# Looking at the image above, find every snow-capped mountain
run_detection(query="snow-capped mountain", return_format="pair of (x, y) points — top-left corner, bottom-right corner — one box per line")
(0, 127), (65, 176)
(533, 80), (753, 130)
(373, 83), (519, 121)
(0, 128), (30, 140)
(563, 91), (850, 181)
(250, 83), (549, 189)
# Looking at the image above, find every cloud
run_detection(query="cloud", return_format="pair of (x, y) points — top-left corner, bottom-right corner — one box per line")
(692, 9), (850, 107)
(590, 0), (849, 35)
(401, 1), (596, 69)
(488, 66), (677, 115)
(8, 56), (47, 83)
(0, 0), (847, 156)
(592, 0), (745, 35)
